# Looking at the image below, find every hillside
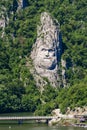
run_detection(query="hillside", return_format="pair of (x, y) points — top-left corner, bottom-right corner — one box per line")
(0, 0), (87, 114)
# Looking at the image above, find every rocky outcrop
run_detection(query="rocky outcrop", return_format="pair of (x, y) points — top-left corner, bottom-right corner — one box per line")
(49, 107), (87, 126)
(61, 59), (66, 87)
(0, 19), (5, 37)
(52, 107), (87, 118)
(0, 19), (5, 28)
(0, 8), (6, 38)
(13, 0), (28, 12)
(49, 109), (74, 126)
(18, 0), (28, 9)
(66, 107), (87, 116)
(31, 12), (62, 88)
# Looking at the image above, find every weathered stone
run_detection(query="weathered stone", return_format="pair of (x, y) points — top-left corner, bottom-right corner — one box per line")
(61, 59), (66, 87)
(0, 17), (5, 38)
(18, 0), (28, 9)
(0, 19), (5, 28)
(31, 12), (62, 87)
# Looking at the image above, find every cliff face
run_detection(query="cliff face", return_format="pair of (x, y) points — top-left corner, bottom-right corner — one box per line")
(18, 0), (28, 9)
(31, 12), (62, 88)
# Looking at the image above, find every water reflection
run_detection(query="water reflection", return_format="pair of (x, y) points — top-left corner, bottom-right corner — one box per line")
(0, 124), (85, 130)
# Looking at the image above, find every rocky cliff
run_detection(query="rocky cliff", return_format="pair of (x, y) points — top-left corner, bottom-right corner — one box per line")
(18, 0), (28, 9)
(31, 12), (62, 88)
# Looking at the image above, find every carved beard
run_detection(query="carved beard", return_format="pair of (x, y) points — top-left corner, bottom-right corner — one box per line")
(35, 46), (57, 70)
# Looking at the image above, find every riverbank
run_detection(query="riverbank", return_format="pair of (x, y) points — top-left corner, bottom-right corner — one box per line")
(48, 107), (87, 127)
(48, 117), (87, 128)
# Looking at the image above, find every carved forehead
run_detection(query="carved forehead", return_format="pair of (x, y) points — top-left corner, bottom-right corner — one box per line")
(39, 44), (55, 50)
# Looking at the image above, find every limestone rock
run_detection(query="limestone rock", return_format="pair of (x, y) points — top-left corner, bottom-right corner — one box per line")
(66, 107), (87, 116)
(31, 12), (62, 87)
(0, 9), (6, 38)
(0, 19), (5, 38)
(48, 118), (61, 126)
(0, 19), (5, 28)
(52, 109), (74, 119)
(18, 0), (28, 9)
(61, 59), (66, 87)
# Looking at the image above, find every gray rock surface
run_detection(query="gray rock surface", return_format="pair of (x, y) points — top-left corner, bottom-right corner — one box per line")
(0, 19), (5, 38)
(0, 9), (6, 38)
(0, 19), (5, 28)
(18, 0), (24, 9)
(31, 12), (62, 87)
(18, 0), (28, 9)
(61, 59), (66, 87)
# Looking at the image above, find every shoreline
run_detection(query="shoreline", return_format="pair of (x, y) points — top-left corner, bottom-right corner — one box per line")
(48, 116), (87, 128)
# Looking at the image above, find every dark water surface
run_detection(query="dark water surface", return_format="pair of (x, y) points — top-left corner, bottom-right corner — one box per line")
(0, 124), (85, 130)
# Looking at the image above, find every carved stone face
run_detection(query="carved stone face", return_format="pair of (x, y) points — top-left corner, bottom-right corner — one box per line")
(35, 45), (57, 70)
(31, 12), (60, 87)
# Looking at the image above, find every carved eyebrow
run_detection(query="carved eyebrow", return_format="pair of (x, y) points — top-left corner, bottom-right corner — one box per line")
(41, 48), (46, 51)
(48, 49), (54, 51)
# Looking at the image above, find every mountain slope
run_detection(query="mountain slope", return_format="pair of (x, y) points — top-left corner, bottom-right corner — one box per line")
(0, 0), (87, 114)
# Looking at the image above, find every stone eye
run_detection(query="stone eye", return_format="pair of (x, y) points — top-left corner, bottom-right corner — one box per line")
(48, 49), (53, 52)
(42, 48), (45, 51)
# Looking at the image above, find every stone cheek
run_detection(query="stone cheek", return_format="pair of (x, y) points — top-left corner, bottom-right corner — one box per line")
(31, 12), (61, 87)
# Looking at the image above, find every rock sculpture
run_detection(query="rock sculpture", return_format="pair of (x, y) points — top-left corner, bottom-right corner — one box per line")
(31, 12), (62, 87)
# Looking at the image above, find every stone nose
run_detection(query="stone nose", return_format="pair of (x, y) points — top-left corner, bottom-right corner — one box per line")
(46, 51), (49, 57)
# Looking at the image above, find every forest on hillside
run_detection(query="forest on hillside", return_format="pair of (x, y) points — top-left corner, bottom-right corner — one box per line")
(0, 0), (87, 114)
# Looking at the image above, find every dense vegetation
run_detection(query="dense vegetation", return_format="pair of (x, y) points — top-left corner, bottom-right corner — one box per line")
(0, 0), (87, 114)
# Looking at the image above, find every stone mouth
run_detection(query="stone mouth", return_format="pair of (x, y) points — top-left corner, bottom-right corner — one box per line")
(44, 58), (51, 59)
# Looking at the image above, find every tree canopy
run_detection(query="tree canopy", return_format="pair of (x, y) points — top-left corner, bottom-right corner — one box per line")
(0, 0), (87, 114)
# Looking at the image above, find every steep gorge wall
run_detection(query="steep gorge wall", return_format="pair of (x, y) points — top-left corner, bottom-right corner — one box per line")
(0, 1), (66, 88)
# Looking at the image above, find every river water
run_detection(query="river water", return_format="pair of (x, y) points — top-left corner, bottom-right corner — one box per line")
(0, 123), (85, 130)
(0, 113), (85, 130)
